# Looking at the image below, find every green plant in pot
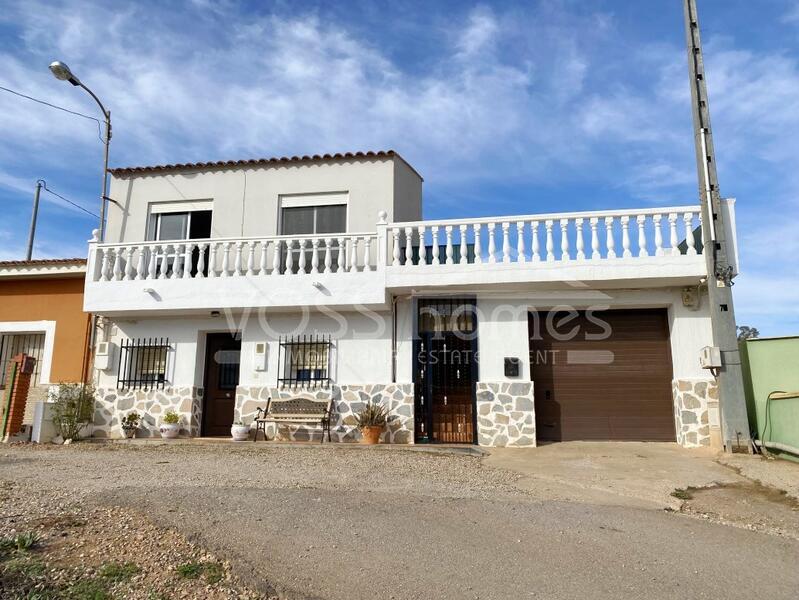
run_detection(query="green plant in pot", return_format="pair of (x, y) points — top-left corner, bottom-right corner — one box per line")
(121, 411), (141, 439)
(355, 401), (388, 445)
(160, 410), (181, 439)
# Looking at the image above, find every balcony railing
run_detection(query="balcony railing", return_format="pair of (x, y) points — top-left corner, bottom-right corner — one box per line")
(90, 232), (379, 282)
(385, 206), (702, 268)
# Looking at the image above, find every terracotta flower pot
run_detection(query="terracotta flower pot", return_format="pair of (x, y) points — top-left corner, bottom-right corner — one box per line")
(360, 425), (383, 445)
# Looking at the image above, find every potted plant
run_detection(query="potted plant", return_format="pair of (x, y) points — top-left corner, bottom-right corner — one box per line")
(230, 421), (250, 442)
(160, 410), (181, 439)
(121, 411), (141, 439)
(355, 401), (388, 445)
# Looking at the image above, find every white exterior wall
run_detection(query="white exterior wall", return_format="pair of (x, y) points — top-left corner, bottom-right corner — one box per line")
(96, 310), (394, 389)
(106, 157), (422, 244)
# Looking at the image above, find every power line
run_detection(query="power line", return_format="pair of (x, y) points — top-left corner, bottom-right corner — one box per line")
(0, 84), (105, 142)
(40, 181), (100, 219)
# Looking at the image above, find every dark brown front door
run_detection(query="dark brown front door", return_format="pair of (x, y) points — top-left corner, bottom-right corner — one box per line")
(529, 309), (675, 442)
(202, 333), (241, 436)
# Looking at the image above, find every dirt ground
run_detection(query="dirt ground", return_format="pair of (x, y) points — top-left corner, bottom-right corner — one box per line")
(2, 442), (799, 600)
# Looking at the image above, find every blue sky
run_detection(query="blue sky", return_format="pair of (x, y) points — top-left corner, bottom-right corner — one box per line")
(1, 0), (798, 335)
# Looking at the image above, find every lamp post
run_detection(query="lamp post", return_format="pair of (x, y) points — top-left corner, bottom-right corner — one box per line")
(49, 61), (111, 242)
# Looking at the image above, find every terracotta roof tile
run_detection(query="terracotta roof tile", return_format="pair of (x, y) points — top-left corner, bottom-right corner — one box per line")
(108, 150), (422, 179)
(0, 258), (86, 267)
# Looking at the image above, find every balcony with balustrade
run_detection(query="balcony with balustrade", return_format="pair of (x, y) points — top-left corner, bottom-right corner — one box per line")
(84, 202), (725, 315)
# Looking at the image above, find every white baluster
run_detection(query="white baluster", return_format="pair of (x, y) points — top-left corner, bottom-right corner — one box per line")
(575, 218), (585, 260)
(220, 242), (231, 277)
(516, 221), (526, 263)
(197, 243), (207, 278)
(405, 227), (414, 266)
(324, 238), (333, 273)
(159, 245), (170, 280)
(487, 222), (497, 263)
(459, 224), (468, 264)
(391, 228), (401, 266)
(531, 221), (540, 262)
(654, 214), (664, 256)
(445, 226), (454, 265)
(431, 226), (440, 265)
(148, 246), (158, 280)
(590, 217), (600, 260)
(418, 226), (427, 266)
(605, 217), (616, 259)
(336, 237), (345, 273)
(135, 246), (146, 280)
(621, 216), (632, 258)
(545, 220), (554, 262)
(348, 238), (358, 272)
(637, 215), (649, 257)
(310, 239), (320, 274)
(285, 240), (295, 274)
(298, 240), (307, 273)
(246, 241), (256, 276)
(363, 236), (371, 271)
(502, 222), (511, 263)
(272, 240), (281, 275)
(473, 225), (482, 264)
(560, 219), (570, 262)
(125, 247), (135, 280)
(183, 242), (194, 279)
(207, 243), (217, 278)
(684, 212), (697, 255)
(259, 241), (268, 275)
(170, 245), (181, 279)
(113, 248), (123, 280)
(234, 242), (244, 276)
(668, 213), (679, 256)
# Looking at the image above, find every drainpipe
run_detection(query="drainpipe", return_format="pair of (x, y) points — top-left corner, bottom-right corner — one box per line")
(391, 295), (397, 383)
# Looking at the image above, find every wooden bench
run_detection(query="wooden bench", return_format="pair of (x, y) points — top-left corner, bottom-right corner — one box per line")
(253, 397), (333, 443)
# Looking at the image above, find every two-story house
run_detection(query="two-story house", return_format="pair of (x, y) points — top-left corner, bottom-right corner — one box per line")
(85, 150), (735, 448)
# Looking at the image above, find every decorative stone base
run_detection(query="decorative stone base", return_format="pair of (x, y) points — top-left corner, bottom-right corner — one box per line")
(476, 382), (536, 447)
(235, 384), (414, 443)
(93, 387), (203, 439)
(672, 379), (718, 448)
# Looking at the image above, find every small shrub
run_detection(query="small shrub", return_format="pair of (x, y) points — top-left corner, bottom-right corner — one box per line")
(162, 410), (180, 425)
(176, 562), (204, 579)
(67, 577), (109, 600)
(99, 561), (139, 582)
(355, 401), (388, 429)
(121, 411), (141, 428)
(204, 561), (224, 584)
(51, 383), (95, 441)
(671, 488), (693, 501)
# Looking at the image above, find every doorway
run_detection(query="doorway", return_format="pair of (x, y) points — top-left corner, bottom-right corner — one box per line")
(414, 299), (478, 443)
(202, 333), (241, 436)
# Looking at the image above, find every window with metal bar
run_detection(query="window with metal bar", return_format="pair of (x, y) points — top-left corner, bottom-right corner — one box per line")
(277, 335), (332, 388)
(0, 333), (45, 388)
(117, 338), (170, 389)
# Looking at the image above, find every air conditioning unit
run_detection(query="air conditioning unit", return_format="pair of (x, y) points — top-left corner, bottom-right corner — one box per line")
(95, 341), (115, 371)
(699, 346), (722, 369)
(254, 342), (268, 371)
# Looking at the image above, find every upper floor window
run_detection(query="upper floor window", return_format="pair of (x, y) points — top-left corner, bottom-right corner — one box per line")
(147, 202), (213, 241)
(281, 204), (346, 235)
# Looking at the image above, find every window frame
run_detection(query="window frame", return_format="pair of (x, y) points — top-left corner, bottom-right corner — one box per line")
(117, 337), (171, 390)
(277, 335), (333, 389)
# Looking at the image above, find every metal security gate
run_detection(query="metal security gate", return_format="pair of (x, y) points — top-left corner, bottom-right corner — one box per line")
(0, 333), (45, 389)
(414, 299), (478, 444)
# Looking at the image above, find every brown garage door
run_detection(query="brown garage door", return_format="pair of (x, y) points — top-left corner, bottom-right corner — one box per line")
(529, 309), (675, 442)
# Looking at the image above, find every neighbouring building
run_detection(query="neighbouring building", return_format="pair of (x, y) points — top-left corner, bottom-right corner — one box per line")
(0, 258), (92, 429)
(84, 150), (737, 448)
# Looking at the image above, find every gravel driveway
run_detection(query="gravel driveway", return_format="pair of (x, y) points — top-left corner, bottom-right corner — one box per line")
(2, 443), (799, 599)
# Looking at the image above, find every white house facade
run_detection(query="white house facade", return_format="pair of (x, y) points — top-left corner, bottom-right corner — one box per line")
(85, 150), (737, 448)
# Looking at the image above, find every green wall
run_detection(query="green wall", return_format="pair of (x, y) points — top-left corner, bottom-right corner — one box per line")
(741, 337), (799, 459)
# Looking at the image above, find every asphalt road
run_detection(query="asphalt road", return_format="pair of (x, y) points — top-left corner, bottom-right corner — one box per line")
(3, 444), (798, 599)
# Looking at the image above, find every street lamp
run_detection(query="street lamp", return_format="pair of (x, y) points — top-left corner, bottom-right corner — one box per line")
(49, 60), (112, 242)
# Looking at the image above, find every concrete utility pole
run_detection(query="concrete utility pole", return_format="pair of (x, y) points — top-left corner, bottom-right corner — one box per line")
(683, 0), (751, 452)
(26, 180), (43, 261)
